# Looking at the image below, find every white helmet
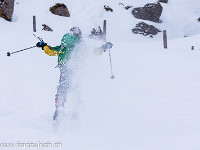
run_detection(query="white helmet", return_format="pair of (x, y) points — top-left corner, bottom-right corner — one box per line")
(70, 27), (82, 38)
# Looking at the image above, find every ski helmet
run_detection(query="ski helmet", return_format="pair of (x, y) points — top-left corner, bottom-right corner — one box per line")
(70, 27), (82, 38)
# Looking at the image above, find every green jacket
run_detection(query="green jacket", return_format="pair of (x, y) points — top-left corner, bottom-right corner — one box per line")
(51, 33), (80, 65)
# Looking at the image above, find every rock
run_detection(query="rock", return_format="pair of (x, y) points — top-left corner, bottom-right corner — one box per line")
(125, 5), (133, 10)
(0, 0), (15, 21)
(132, 22), (161, 37)
(119, 3), (133, 10)
(104, 5), (113, 12)
(42, 24), (53, 32)
(158, 0), (168, 3)
(50, 3), (70, 17)
(89, 26), (103, 39)
(132, 2), (163, 23)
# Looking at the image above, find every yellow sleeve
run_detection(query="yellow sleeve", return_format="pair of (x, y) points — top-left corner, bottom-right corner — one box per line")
(43, 46), (59, 56)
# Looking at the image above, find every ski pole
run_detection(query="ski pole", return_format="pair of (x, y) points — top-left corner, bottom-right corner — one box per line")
(109, 49), (115, 79)
(33, 34), (43, 42)
(7, 46), (37, 56)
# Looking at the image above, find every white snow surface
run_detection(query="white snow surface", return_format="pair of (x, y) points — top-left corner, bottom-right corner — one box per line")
(1, 0), (200, 149)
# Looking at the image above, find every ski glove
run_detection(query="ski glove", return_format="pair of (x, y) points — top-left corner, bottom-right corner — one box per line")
(101, 42), (113, 52)
(36, 42), (47, 49)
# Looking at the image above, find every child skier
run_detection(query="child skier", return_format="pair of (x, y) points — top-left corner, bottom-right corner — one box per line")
(36, 27), (113, 120)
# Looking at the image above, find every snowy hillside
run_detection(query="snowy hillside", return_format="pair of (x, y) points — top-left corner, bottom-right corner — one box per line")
(1, 0), (200, 150)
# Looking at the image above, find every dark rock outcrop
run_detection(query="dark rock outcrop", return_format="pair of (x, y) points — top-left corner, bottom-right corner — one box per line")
(42, 24), (53, 32)
(0, 0), (15, 21)
(158, 0), (168, 3)
(132, 2), (163, 23)
(132, 22), (161, 37)
(89, 26), (103, 39)
(104, 5), (113, 12)
(50, 3), (70, 17)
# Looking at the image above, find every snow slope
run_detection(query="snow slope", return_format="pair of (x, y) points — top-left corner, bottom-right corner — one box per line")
(1, 0), (200, 150)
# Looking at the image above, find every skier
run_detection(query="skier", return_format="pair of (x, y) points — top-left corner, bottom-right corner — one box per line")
(36, 27), (113, 120)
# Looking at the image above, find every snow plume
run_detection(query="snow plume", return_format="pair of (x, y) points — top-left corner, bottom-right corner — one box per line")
(56, 40), (89, 123)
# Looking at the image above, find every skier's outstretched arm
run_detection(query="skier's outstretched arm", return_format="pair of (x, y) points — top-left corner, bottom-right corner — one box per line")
(36, 41), (61, 56)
